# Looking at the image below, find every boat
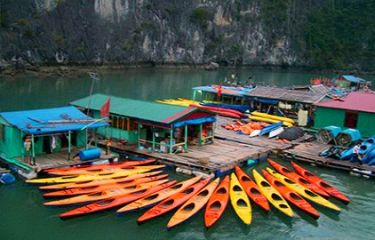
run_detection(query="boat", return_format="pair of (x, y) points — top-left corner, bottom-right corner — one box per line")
(249, 115), (293, 127)
(117, 176), (201, 213)
(249, 129), (261, 137)
(251, 111), (295, 124)
(59, 181), (176, 219)
(26, 165), (164, 184)
(269, 127), (284, 138)
(262, 170), (320, 219)
(267, 159), (330, 198)
(43, 174), (168, 197)
(234, 166), (270, 212)
(291, 162), (350, 204)
(44, 179), (168, 206)
(229, 173), (252, 224)
(46, 164), (164, 176)
(137, 178), (210, 223)
(39, 171), (163, 190)
(167, 178), (220, 229)
(44, 159), (156, 175)
(201, 103), (250, 113)
(259, 122), (283, 136)
(204, 176), (230, 228)
(266, 168), (341, 212)
(252, 169), (294, 217)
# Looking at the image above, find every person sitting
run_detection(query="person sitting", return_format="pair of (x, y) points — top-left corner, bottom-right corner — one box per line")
(351, 143), (362, 164)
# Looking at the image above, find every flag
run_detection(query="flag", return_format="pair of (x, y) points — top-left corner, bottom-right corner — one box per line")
(100, 97), (111, 117)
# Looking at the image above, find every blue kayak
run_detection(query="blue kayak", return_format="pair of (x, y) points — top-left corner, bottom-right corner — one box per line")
(259, 122), (283, 136)
(201, 103), (250, 113)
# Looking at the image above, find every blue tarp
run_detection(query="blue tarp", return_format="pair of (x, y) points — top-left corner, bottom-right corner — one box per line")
(341, 75), (366, 84)
(0, 106), (108, 135)
(247, 97), (279, 105)
(173, 116), (216, 128)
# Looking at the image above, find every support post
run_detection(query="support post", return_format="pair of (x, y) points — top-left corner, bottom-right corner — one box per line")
(152, 127), (155, 151)
(137, 124), (141, 149)
(31, 134), (35, 165)
(199, 124), (203, 145)
(68, 131), (71, 160)
(169, 128), (173, 154)
(85, 128), (88, 150)
(184, 124), (188, 151)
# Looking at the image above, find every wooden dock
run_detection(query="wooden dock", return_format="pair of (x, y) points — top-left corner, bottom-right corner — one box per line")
(282, 142), (375, 176)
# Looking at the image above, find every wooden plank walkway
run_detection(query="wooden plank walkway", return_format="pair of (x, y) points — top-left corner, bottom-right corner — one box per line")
(105, 139), (268, 175)
(282, 142), (375, 173)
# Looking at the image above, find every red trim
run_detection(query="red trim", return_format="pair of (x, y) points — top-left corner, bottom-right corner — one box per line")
(161, 107), (196, 123)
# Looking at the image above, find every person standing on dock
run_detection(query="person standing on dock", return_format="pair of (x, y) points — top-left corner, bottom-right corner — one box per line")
(23, 136), (32, 165)
(352, 143), (362, 164)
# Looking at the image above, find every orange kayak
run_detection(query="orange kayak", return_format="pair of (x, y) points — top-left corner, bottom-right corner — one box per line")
(44, 179), (168, 206)
(137, 178), (210, 223)
(268, 159), (330, 198)
(60, 181), (176, 219)
(262, 170), (320, 219)
(234, 166), (270, 212)
(167, 178), (220, 229)
(45, 159), (156, 175)
(204, 176), (230, 228)
(43, 174), (168, 197)
(117, 176), (201, 213)
(291, 162), (350, 204)
(39, 171), (163, 190)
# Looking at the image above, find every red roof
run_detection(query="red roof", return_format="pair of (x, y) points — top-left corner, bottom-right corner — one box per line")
(315, 92), (375, 113)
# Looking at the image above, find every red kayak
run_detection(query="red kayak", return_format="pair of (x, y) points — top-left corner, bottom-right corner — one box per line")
(267, 159), (330, 198)
(189, 104), (243, 119)
(43, 174), (168, 197)
(262, 170), (320, 219)
(291, 162), (350, 204)
(59, 181), (176, 219)
(46, 159), (156, 175)
(204, 175), (230, 228)
(137, 178), (210, 223)
(234, 166), (270, 212)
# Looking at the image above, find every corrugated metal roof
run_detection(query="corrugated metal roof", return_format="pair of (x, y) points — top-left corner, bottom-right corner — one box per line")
(71, 94), (200, 124)
(0, 106), (108, 135)
(315, 92), (375, 113)
(245, 86), (326, 104)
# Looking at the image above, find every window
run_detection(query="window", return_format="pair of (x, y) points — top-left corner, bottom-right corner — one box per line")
(109, 115), (136, 131)
(344, 111), (358, 128)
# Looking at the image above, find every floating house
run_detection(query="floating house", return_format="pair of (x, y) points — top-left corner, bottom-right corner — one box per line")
(335, 75), (368, 89)
(0, 106), (108, 175)
(71, 94), (216, 154)
(314, 92), (375, 137)
(192, 85), (253, 104)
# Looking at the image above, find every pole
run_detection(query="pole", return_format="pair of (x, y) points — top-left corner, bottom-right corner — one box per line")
(169, 128), (173, 154)
(137, 124), (141, 149)
(31, 134), (35, 165)
(68, 131), (71, 160)
(152, 127), (155, 151)
(199, 124), (203, 145)
(184, 124), (188, 151)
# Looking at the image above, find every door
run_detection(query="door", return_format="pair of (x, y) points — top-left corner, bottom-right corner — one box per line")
(344, 111), (358, 128)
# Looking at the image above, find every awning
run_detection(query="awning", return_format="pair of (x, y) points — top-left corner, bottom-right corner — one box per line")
(173, 116), (216, 128)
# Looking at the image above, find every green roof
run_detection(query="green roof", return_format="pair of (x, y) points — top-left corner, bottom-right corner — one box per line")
(71, 94), (198, 124)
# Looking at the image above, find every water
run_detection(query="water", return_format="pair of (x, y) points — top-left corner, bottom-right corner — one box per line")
(1, 68), (375, 240)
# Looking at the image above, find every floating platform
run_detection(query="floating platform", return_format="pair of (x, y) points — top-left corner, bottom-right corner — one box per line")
(282, 142), (375, 177)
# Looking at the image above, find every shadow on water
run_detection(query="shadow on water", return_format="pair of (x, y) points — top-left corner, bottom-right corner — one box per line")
(314, 205), (341, 221)
(293, 208), (319, 227)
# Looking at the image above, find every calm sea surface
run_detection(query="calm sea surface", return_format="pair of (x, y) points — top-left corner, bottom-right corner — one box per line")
(1, 68), (375, 240)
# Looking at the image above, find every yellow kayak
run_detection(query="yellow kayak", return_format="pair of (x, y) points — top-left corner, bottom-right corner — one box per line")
(26, 165), (165, 184)
(117, 176), (201, 213)
(156, 99), (199, 107)
(44, 179), (168, 206)
(266, 168), (341, 212)
(251, 111), (295, 124)
(167, 178), (220, 229)
(252, 169), (294, 217)
(249, 115), (293, 127)
(230, 173), (252, 224)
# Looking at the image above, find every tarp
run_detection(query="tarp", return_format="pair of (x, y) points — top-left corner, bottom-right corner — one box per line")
(173, 116), (216, 128)
(0, 106), (108, 135)
(247, 97), (279, 105)
(341, 75), (366, 84)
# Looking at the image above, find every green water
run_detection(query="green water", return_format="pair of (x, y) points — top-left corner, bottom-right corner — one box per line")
(1, 68), (375, 240)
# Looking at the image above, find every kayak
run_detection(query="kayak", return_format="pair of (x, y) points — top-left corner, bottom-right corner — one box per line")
(249, 116), (293, 127)
(44, 179), (168, 206)
(43, 174), (168, 197)
(26, 165), (164, 184)
(45, 159), (156, 175)
(46, 164), (164, 176)
(251, 111), (295, 124)
(39, 171), (163, 190)
(117, 176), (201, 213)
(291, 162), (350, 204)
(167, 178), (220, 229)
(266, 168), (341, 212)
(269, 127), (284, 138)
(267, 159), (330, 198)
(252, 169), (294, 217)
(259, 122), (283, 136)
(204, 176), (230, 228)
(234, 166), (270, 212)
(137, 178), (210, 223)
(262, 170), (320, 219)
(60, 181), (176, 219)
(230, 173), (252, 224)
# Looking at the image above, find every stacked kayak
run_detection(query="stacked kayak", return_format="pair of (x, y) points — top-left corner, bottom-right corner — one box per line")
(250, 111), (294, 127)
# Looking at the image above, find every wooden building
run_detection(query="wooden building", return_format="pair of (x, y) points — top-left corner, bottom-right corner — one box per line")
(71, 94), (216, 154)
